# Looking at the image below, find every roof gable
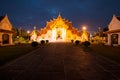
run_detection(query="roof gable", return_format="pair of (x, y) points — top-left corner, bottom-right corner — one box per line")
(0, 15), (12, 31)
(39, 14), (80, 35)
(108, 15), (120, 31)
(46, 14), (71, 29)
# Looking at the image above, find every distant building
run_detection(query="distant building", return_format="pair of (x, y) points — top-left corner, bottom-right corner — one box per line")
(105, 15), (120, 46)
(0, 14), (13, 46)
(30, 14), (89, 42)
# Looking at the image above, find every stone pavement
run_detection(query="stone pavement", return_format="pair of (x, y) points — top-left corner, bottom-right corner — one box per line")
(0, 43), (120, 80)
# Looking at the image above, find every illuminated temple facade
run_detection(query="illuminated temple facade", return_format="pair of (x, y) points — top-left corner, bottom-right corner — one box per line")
(30, 14), (88, 42)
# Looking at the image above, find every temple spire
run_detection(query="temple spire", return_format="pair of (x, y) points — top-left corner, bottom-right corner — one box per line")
(57, 12), (62, 19)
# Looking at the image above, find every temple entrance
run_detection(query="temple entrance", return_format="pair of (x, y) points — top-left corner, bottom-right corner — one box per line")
(56, 28), (63, 40)
(2, 34), (9, 44)
(56, 27), (66, 42)
(111, 34), (118, 45)
(51, 27), (66, 42)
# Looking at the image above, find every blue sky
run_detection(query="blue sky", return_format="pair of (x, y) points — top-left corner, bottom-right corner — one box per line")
(0, 0), (120, 31)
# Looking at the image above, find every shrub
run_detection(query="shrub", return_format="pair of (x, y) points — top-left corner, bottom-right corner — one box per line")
(14, 37), (26, 44)
(46, 40), (49, 43)
(41, 40), (45, 45)
(75, 40), (80, 45)
(31, 41), (38, 47)
(83, 41), (91, 47)
(71, 39), (74, 43)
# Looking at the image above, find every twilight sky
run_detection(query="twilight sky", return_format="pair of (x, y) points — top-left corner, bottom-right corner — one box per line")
(0, 0), (120, 31)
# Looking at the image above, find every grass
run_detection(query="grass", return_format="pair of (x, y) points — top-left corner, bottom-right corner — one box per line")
(82, 44), (120, 64)
(0, 44), (38, 66)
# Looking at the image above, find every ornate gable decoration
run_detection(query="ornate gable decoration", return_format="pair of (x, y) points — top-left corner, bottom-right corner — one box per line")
(0, 15), (12, 31)
(46, 14), (69, 29)
(108, 15), (120, 31)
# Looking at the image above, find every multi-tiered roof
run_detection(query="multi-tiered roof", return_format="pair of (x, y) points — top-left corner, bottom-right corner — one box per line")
(38, 14), (80, 36)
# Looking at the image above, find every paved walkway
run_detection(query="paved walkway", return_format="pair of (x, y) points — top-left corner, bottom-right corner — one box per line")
(0, 43), (120, 80)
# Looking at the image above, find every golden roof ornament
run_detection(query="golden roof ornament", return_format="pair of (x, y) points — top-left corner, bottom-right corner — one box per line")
(57, 12), (62, 19)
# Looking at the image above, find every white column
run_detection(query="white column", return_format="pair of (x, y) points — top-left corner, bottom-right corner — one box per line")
(118, 33), (120, 45)
(108, 34), (111, 45)
(9, 33), (13, 45)
(52, 28), (56, 41)
(0, 33), (2, 46)
(62, 28), (66, 41)
(64, 29), (66, 40)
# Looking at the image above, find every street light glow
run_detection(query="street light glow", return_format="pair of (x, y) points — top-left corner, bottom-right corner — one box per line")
(82, 26), (86, 30)
(27, 30), (30, 34)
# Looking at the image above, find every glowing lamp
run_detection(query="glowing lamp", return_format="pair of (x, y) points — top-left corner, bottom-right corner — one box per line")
(27, 30), (30, 34)
(82, 26), (86, 30)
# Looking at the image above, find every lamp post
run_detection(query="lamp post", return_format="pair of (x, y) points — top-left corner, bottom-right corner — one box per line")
(98, 27), (101, 43)
(98, 27), (101, 37)
(81, 26), (88, 42)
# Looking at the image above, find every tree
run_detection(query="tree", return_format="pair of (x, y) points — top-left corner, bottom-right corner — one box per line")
(12, 27), (19, 41)
(103, 27), (108, 32)
(12, 27), (28, 43)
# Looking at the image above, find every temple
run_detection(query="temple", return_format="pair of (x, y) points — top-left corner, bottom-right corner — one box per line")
(30, 14), (88, 42)
(105, 15), (120, 46)
(0, 14), (13, 46)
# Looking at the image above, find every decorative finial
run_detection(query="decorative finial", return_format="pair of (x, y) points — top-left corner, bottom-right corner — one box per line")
(58, 12), (62, 19)
(113, 14), (116, 17)
(5, 13), (7, 16)
(58, 12), (61, 16)
(4, 13), (8, 18)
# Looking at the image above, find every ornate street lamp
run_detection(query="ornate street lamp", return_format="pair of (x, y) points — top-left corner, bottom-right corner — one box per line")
(81, 26), (88, 42)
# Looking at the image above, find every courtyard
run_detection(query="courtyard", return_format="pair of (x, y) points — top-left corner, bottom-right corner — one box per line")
(0, 43), (120, 80)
